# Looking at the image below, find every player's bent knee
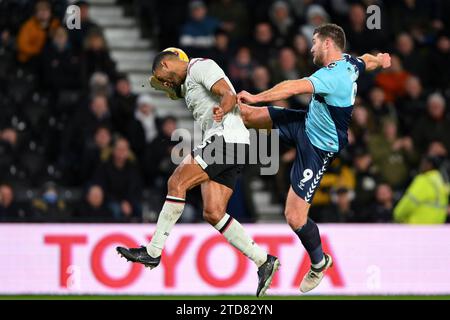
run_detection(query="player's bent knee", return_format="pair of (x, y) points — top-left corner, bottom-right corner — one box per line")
(284, 208), (308, 230)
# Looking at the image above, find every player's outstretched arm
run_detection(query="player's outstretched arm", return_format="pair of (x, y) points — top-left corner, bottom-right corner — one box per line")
(237, 79), (314, 105)
(359, 53), (391, 72)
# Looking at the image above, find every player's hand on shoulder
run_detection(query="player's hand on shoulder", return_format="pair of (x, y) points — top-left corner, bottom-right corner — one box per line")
(213, 106), (224, 122)
(237, 90), (258, 104)
(377, 53), (391, 69)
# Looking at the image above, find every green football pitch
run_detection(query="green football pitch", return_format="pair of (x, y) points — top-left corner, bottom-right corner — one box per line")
(1, 295), (450, 300)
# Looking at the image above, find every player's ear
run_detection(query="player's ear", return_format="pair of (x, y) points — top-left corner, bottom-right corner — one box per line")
(161, 60), (169, 69)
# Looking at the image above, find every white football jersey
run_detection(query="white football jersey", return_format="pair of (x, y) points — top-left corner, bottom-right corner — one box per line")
(181, 58), (250, 144)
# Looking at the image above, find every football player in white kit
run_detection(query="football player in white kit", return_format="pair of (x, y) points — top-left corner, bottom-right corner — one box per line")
(117, 50), (280, 297)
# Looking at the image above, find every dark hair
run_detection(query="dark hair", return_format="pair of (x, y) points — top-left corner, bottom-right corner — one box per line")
(313, 23), (346, 51)
(95, 125), (111, 134)
(113, 135), (130, 147)
(424, 155), (445, 170)
(214, 27), (228, 37)
(116, 72), (128, 82)
(35, 0), (52, 12)
(162, 115), (177, 124)
(74, 0), (89, 7)
(90, 92), (107, 102)
(152, 51), (178, 73)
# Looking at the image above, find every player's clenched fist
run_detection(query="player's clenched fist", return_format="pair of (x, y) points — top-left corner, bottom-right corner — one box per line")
(377, 53), (391, 69)
(237, 90), (259, 105)
(213, 106), (224, 122)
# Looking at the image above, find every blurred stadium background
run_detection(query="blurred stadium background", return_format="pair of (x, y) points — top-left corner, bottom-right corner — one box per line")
(0, 0), (449, 298)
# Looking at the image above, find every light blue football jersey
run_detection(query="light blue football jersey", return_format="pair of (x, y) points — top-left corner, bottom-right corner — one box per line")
(305, 54), (365, 152)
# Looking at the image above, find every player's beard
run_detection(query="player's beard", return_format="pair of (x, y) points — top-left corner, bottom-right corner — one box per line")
(169, 71), (181, 87)
(171, 72), (184, 98)
(313, 51), (324, 66)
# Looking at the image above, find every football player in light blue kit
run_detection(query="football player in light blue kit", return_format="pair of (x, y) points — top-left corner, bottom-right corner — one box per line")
(214, 23), (391, 293)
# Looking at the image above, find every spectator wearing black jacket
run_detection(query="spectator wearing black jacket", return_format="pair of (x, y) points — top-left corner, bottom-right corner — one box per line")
(94, 137), (142, 221)
(248, 65), (272, 94)
(67, 93), (113, 150)
(270, 47), (301, 85)
(68, 0), (103, 56)
(269, 1), (296, 48)
(321, 187), (358, 223)
(111, 74), (137, 136)
(396, 76), (427, 135)
(228, 46), (256, 92)
(80, 126), (112, 183)
(250, 22), (278, 66)
(84, 94), (113, 135)
(352, 148), (380, 220)
(0, 184), (21, 221)
(0, 128), (20, 180)
(345, 3), (385, 55)
(143, 116), (178, 188)
(0, 30), (16, 87)
(367, 87), (397, 132)
(42, 27), (82, 93)
(209, 0), (249, 41)
(428, 33), (450, 92)
(367, 183), (395, 223)
(291, 33), (316, 78)
(412, 93), (450, 154)
(76, 185), (112, 221)
(81, 31), (117, 86)
(395, 32), (427, 82)
(61, 94), (113, 184)
(207, 29), (233, 72)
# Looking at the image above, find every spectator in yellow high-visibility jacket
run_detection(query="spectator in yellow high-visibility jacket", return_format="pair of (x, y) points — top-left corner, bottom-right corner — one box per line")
(394, 156), (449, 224)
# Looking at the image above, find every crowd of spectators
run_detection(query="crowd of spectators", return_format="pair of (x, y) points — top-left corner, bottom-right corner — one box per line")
(0, 0), (182, 222)
(1, 0), (449, 223)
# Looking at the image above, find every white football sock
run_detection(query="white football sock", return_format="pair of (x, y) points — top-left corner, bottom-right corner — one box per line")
(214, 213), (267, 267)
(146, 196), (185, 258)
